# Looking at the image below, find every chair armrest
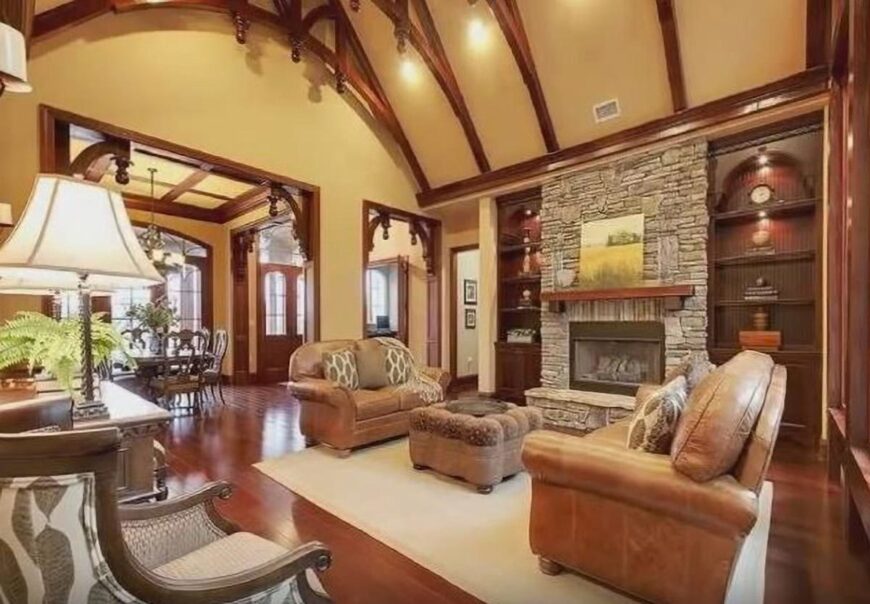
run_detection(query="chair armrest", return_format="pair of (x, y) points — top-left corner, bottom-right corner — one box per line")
(522, 431), (758, 537)
(120, 482), (239, 568)
(136, 541), (332, 604)
(420, 366), (451, 395)
(288, 378), (353, 409)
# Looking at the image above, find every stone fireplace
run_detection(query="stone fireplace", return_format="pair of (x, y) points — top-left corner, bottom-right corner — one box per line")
(570, 321), (665, 395)
(527, 140), (710, 433)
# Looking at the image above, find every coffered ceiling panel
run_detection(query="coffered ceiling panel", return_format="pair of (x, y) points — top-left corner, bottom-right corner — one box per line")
(517, 0), (672, 148)
(675, 0), (806, 107)
(426, 0), (546, 170)
(343, 0), (479, 186)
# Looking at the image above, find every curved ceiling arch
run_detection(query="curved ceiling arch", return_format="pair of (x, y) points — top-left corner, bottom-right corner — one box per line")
(32, 0), (816, 196)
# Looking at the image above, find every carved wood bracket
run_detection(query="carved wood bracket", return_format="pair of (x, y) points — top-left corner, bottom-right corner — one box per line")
(365, 206), (437, 275)
(231, 230), (256, 282)
(67, 139), (131, 183)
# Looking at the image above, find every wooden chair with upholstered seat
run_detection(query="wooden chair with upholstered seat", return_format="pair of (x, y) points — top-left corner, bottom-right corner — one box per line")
(149, 329), (209, 412)
(203, 328), (229, 404)
(0, 427), (332, 603)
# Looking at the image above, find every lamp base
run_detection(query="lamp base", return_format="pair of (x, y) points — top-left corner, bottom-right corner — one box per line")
(72, 399), (110, 421)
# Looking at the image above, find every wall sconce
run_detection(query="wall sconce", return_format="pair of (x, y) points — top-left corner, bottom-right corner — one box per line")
(0, 22), (31, 97)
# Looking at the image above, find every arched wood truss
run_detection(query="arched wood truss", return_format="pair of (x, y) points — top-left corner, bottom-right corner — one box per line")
(29, 0), (830, 197)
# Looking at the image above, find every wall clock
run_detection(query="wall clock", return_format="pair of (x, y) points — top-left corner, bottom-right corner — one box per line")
(749, 184), (774, 205)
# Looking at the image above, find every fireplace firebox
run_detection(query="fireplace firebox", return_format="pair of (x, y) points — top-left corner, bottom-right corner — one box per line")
(569, 321), (665, 395)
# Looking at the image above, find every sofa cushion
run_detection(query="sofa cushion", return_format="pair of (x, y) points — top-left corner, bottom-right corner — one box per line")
(355, 346), (389, 390)
(670, 350), (774, 482)
(384, 347), (414, 385)
(353, 389), (401, 420)
(627, 376), (687, 453)
(323, 349), (359, 390)
(290, 340), (356, 380)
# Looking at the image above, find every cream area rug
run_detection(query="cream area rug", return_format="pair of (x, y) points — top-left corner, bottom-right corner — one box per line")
(256, 439), (771, 604)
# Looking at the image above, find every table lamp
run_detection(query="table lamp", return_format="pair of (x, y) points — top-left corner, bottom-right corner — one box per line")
(0, 175), (163, 419)
(0, 21), (31, 97)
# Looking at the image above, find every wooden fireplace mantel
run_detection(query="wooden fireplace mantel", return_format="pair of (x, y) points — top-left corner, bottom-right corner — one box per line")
(541, 284), (695, 312)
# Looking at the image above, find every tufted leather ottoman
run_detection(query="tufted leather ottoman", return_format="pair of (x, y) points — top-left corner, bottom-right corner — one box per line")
(408, 400), (543, 493)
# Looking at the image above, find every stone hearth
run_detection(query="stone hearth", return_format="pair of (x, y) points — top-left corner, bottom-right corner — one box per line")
(539, 140), (710, 390)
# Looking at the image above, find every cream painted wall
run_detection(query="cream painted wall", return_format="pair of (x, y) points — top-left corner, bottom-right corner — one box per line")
(454, 248), (480, 379)
(369, 221), (428, 363)
(0, 10), (427, 373)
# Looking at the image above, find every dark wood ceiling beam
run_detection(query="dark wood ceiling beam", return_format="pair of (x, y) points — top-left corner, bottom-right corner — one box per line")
(327, 0), (430, 190)
(218, 184), (271, 221)
(417, 66), (830, 207)
(655, 0), (688, 112)
(371, 0), (490, 173)
(160, 168), (212, 203)
(805, 0), (832, 67)
(123, 192), (221, 223)
(32, 0), (112, 40)
(486, 0), (558, 152)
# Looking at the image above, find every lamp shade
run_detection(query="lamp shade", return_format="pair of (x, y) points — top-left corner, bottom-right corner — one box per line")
(0, 22), (30, 93)
(0, 175), (164, 291)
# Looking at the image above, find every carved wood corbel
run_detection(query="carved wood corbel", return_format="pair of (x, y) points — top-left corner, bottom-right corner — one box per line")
(67, 139), (131, 183)
(409, 218), (436, 276)
(231, 230), (256, 282)
(232, 10), (251, 44)
(286, 194), (311, 262)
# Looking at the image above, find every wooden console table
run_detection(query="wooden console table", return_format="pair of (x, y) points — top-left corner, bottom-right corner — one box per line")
(75, 382), (172, 503)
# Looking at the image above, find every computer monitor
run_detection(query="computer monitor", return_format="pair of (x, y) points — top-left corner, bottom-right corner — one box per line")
(376, 315), (390, 329)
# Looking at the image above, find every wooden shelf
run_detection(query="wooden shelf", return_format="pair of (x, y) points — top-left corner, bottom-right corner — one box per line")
(502, 274), (542, 284)
(713, 198), (819, 223)
(499, 241), (542, 254)
(715, 250), (815, 266)
(542, 284), (694, 302)
(714, 299), (815, 307)
(500, 306), (542, 313)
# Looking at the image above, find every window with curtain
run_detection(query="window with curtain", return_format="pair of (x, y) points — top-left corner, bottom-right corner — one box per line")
(296, 273), (305, 338)
(166, 265), (203, 331)
(265, 271), (287, 336)
(366, 269), (388, 325)
(58, 292), (80, 319)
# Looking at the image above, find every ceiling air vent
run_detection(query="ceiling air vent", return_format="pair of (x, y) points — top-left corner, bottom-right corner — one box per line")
(593, 99), (621, 124)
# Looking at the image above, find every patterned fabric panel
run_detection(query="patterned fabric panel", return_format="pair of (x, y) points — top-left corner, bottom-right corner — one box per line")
(627, 376), (687, 453)
(0, 473), (137, 604)
(322, 349), (359, 390)
(122, 504), (227, 570)
(664, 352), (715, 394)
(384, 347), (413, 386)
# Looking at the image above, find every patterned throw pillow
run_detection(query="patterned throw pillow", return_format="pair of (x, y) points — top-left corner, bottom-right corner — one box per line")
(664, 352), (715, 394)
(384, 347), (414, 385)
(627, 376), (687, 453)
(322, 349), (359, 390)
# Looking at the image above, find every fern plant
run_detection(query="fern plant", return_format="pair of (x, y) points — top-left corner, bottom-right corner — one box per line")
(0, 312), (127, 399)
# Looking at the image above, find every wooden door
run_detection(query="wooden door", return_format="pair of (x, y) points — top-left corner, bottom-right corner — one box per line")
(257, 263), (303, 383)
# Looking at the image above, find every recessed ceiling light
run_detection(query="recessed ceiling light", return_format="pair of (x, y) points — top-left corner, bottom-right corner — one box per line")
(468, 18), (487, 46)
(400, 57), (418, 82)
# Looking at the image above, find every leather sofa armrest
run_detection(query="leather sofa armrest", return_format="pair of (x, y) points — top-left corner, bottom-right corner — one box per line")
(421, 366), (451, 395)
(288, 378), (353, 409)
(522, 431), (758, 537)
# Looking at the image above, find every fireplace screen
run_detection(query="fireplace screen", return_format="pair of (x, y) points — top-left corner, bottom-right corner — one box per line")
(569, 322), (665, 395)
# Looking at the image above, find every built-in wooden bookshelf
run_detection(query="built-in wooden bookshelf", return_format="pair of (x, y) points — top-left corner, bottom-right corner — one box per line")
(494, 187), (542, 402)
(707, 114), (824, 446)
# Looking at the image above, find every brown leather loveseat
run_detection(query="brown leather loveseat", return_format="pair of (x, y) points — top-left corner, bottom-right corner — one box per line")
(522, 351), (785, 604)
(288, 339), (451, 456)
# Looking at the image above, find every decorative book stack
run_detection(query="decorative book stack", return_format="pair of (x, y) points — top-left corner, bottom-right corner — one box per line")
(744, 277), (778, 301)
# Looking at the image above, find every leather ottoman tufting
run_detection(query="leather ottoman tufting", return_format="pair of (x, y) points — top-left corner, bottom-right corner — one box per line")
(408, 400), (543, 493)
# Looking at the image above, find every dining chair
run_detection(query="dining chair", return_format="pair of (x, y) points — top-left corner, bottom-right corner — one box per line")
(203, 328), (229, 404)
(149, 329), (209, 413)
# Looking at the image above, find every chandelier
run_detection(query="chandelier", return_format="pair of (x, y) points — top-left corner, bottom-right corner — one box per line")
(138, 168), (184, 274)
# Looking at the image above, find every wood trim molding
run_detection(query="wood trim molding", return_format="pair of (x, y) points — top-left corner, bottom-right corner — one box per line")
(806, 0), (832, 67)
(655, 0), (687, 112)
(417, 67), (831, 207)
(486, 0), (558, 153)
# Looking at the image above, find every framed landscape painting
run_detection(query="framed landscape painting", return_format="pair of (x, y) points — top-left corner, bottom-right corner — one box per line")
(577, 214), (644, 288)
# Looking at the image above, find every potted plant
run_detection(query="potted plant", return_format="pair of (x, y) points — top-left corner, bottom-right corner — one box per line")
(126, 297), (178, 352)
(0, 311), (127, 401)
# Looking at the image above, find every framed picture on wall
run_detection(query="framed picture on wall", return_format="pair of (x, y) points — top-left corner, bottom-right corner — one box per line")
(464, 308), (476, 329)
(464, 279), (478, 305)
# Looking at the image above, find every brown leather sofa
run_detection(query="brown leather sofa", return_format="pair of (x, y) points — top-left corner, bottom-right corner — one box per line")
(288, 339), (451, 456)
(522, 351), (785, 604)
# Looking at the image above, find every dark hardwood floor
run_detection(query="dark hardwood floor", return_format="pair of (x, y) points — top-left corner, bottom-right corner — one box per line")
(152, 382), (870, 604)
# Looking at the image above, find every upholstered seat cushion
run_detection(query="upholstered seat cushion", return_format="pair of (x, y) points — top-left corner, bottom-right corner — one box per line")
(154, 532), (287, 579)
(352, 389), (401, 420)
(149, 375), (200, 390)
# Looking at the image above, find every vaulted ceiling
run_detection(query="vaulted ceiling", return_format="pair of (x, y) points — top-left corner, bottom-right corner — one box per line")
(31, 0), (821, 200)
